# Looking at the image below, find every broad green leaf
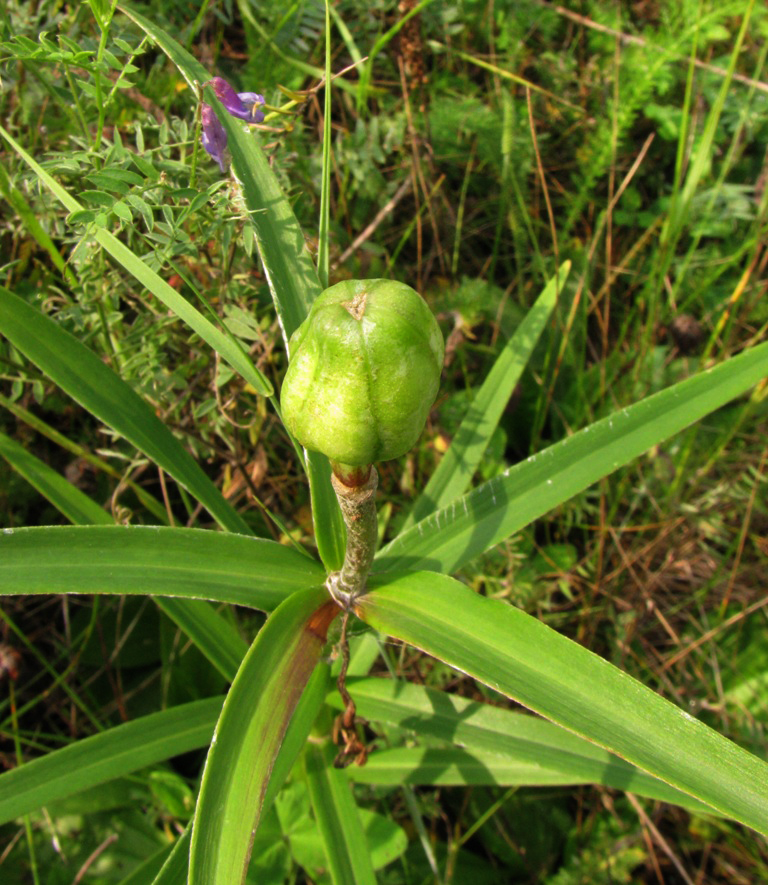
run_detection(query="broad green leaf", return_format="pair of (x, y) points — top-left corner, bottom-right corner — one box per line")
(0, 285), (252, 534)
(119, 4), (346, 570)
(0, 430), (113, 526)
(276, 779), (406, 876)
(0, 525), (325, 610)
(403, 261), (570, 530)
(305, 742), (377, 885)
(331, 679), (713, 812)
(0, 698), (222, 825)
(357, 572), (768, 834)
(0, 124), (273, 399)
(377, 340), (768, 574)
(190, 588), (339, 884)
(149, 665), (331, 885)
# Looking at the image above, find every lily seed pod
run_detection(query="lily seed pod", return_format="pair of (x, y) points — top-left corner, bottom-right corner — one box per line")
(281, 279), (444, 470)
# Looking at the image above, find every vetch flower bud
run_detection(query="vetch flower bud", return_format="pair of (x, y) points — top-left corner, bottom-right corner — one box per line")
(201, 104), (228, 172)
(282, 279), (444, 470)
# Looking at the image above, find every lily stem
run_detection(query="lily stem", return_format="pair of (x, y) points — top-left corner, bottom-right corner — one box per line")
(326, 467), (378, 608)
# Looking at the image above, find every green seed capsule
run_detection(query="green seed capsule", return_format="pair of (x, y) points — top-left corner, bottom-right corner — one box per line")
(281, 279), (444, 467)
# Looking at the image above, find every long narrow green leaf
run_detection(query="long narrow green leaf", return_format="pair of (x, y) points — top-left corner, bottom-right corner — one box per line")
(349, 747), (714, 811)
(355, 746), (585, 786)
(0, 124), (272, 399)
(0, 698), (223, 825)
(155, 598), (247, 682)
(0, 162), (77, 287)
(317, 0), (332, 289)
(0, 284), (251, 534)
(0, 431), (113, 526)
(190, 587), (339, 884)
(0, 392), (168, 522)
(119, 4), (346, 569)
(148, 664), (331, 885)
(117, 844), (173, 885)
(151, 827), (191, 885)
(305, 741), (377, 885)
(331, 679), (713, 812)
(377, 340), (768, 574)
(307, 449), (345, 570)
(0, 432), (251, 679)
(120, 4), (320, 343)
(201, 84), (346, 567)
(0, 526), (325, 610)
(403, 261), (570, 530)
(357, 572), (768, 834)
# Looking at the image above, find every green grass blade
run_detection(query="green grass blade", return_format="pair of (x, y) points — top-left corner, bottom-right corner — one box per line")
(305, 741), (377, 885)
(0, 162), (77, 288)
(403, 261), (570, 531)
(317, 0), (332, 290)
(117, 844), (174, 885)
(377, 340), (768, 574)
(0, 431), (113, 526)
(667, 1), (754, 241)
(357, 572), (768, 834)
(0, 433), (250, 680)
(0, 284), (251, 534)
(0, 698), (223, 825)
(151, 827), (190, 885)
(307, 449), (345, 570)
(0, 393), (168, 522)
(0, 525), (325, 609)
(189, 588), (339, 884)
(155, 598), (247, 682)
(332, 679), (713, 812)
(118, 4), (321, 343)
(0, 124), (273, 399)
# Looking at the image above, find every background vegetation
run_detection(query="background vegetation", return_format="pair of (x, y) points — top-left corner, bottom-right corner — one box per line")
(1, 0), (767, 881)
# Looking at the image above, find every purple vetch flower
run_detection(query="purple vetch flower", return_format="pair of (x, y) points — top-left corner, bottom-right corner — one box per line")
(209, 76), (265, 123)
(201, 104), (228, 172)
(200, 77), (266, 172)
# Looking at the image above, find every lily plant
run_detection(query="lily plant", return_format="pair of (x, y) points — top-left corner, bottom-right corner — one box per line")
(1, 7), (768, 884)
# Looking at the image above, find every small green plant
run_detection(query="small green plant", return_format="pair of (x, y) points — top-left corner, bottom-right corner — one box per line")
(1, 3), (768, 883)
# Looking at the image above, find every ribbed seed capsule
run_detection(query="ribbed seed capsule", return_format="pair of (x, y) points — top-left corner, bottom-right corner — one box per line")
(281, 279), (444, 468)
